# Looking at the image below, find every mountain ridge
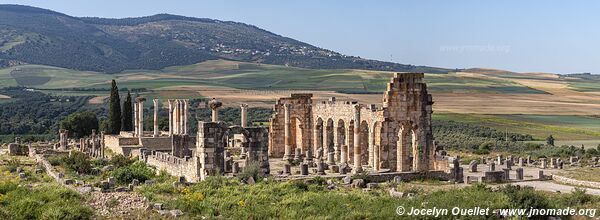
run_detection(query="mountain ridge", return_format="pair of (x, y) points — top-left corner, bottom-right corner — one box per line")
(0, 4), (449, 73)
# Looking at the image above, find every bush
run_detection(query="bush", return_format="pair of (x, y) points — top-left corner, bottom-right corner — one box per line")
(237, 161), (264, 182)
(561, 188), (593, 206)
(499, 185), (550, 211)
(111, 161), (155, 185)
(48, 156), (64, 166)
(3, 158), (21, 173)
(109, 154), (134, 168)
(62, 151), (92, 174)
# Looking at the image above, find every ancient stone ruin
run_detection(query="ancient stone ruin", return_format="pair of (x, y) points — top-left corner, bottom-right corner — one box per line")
(269, 73), (443, 173)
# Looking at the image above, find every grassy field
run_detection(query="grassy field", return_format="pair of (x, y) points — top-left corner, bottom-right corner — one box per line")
(0, 60), (549, 94)
(434, 113), (600, 142)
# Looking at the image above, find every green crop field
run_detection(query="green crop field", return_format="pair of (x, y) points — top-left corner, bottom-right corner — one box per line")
(0, 60), (551, 95)
(434, 113), (600, 141)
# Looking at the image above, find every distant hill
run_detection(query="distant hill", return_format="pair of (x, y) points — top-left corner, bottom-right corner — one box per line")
(0, 4), (448, 73)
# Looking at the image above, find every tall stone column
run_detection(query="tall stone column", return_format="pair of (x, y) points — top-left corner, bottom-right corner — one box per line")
(397, 129), (407, 172)
(153, 99), (159, 137)
(368, 129), (374, 167)
(352, 104), (362, 173)
(340, 144), (347, 164)
(240, 103), (248, 127)
(133, 103), (138, 137)
(313, 123), (322, 158)
(168, 99), (173, 136)
(172, 100), (178, 135)
(100, 131), (105, 158)
(208, 98), (222, 122)
(183, 99), (188, 134)
(283, 103), (292, 161)
(373, 145), (380, 171)
(136, 97), (146, 137)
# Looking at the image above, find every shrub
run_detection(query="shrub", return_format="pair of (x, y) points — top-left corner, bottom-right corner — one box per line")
(109, 154), (134, 168)
(561, 188), (593, 206)
(499, 185), (550, 211)
(4, 158), (21, 172)
(48, 156), (64, 166)
(111, 161), (155, 185)
(479, 142), (493, 151)
(237, 161), (264, 182)
(62, 151), (92, 174)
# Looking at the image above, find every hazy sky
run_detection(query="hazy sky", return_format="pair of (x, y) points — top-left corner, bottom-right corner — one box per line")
(1, 0), (598, 73)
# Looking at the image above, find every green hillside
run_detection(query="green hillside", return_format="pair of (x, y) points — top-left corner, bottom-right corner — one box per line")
(0, 60), (547, 95)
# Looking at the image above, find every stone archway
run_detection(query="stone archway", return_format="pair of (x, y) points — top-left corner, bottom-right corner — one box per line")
(397, 122), (417, 172)
(290, 117), (307, 153)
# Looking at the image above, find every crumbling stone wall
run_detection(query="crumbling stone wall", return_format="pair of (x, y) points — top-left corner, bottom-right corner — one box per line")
(196, 121), (227, 180)
(244, 127), (270, 175)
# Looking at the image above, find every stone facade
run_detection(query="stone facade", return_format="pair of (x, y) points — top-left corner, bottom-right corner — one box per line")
(269, 73), (440, 172)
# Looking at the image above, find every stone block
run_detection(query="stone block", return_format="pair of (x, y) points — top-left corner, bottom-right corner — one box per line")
(283, 164), (291, 175)
(300, 163), (309, 175)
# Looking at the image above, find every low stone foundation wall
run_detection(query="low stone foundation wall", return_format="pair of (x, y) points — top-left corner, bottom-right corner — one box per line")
(145, 152), (200, 182)
(277, 170), (451, 182)
(552, 174), (600, 189)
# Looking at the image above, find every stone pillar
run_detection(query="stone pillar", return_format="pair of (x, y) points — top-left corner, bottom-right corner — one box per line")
(373, 145), (380, 171)
(59, 129), (68, 150)
(100, 131), (105, 158)
(168, 100), (173, 136)
(352, 104), (362, 174)
(133, 103), (138, 137)
(518, 157), (524, 167)
(516, 167), (524, 180)
(283, 104), (292, 161)
(137, 98), (145, 137)
(209, 98), (222, 122)
(503, 168), (510, 180)
(179, 99), (183, 134)
(540, 158), (547, 169)
(340, 145), (347, 164)
(153, 99), (159, 137)
(172, 100), (178, 135)
(240, 103), (248, 127)
(368, 129), (374, 168)
(183, 99), (188, 134)
(314, 123), (323, 158)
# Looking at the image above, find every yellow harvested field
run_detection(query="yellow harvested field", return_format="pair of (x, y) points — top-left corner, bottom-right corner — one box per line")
(88, 96), (107, 104)
(186, 69), (600, 115)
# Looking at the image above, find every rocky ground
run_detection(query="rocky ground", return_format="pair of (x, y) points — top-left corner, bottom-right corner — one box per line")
(86, 191), (149, 217)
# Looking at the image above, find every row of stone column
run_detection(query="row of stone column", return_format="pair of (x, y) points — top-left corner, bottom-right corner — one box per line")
(283, 104), (363, 174)
(135, 98), (252, 138)
(134, 97), (146, 137)
(79, 129), (105, 158)
(169, 99), (189, 136)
